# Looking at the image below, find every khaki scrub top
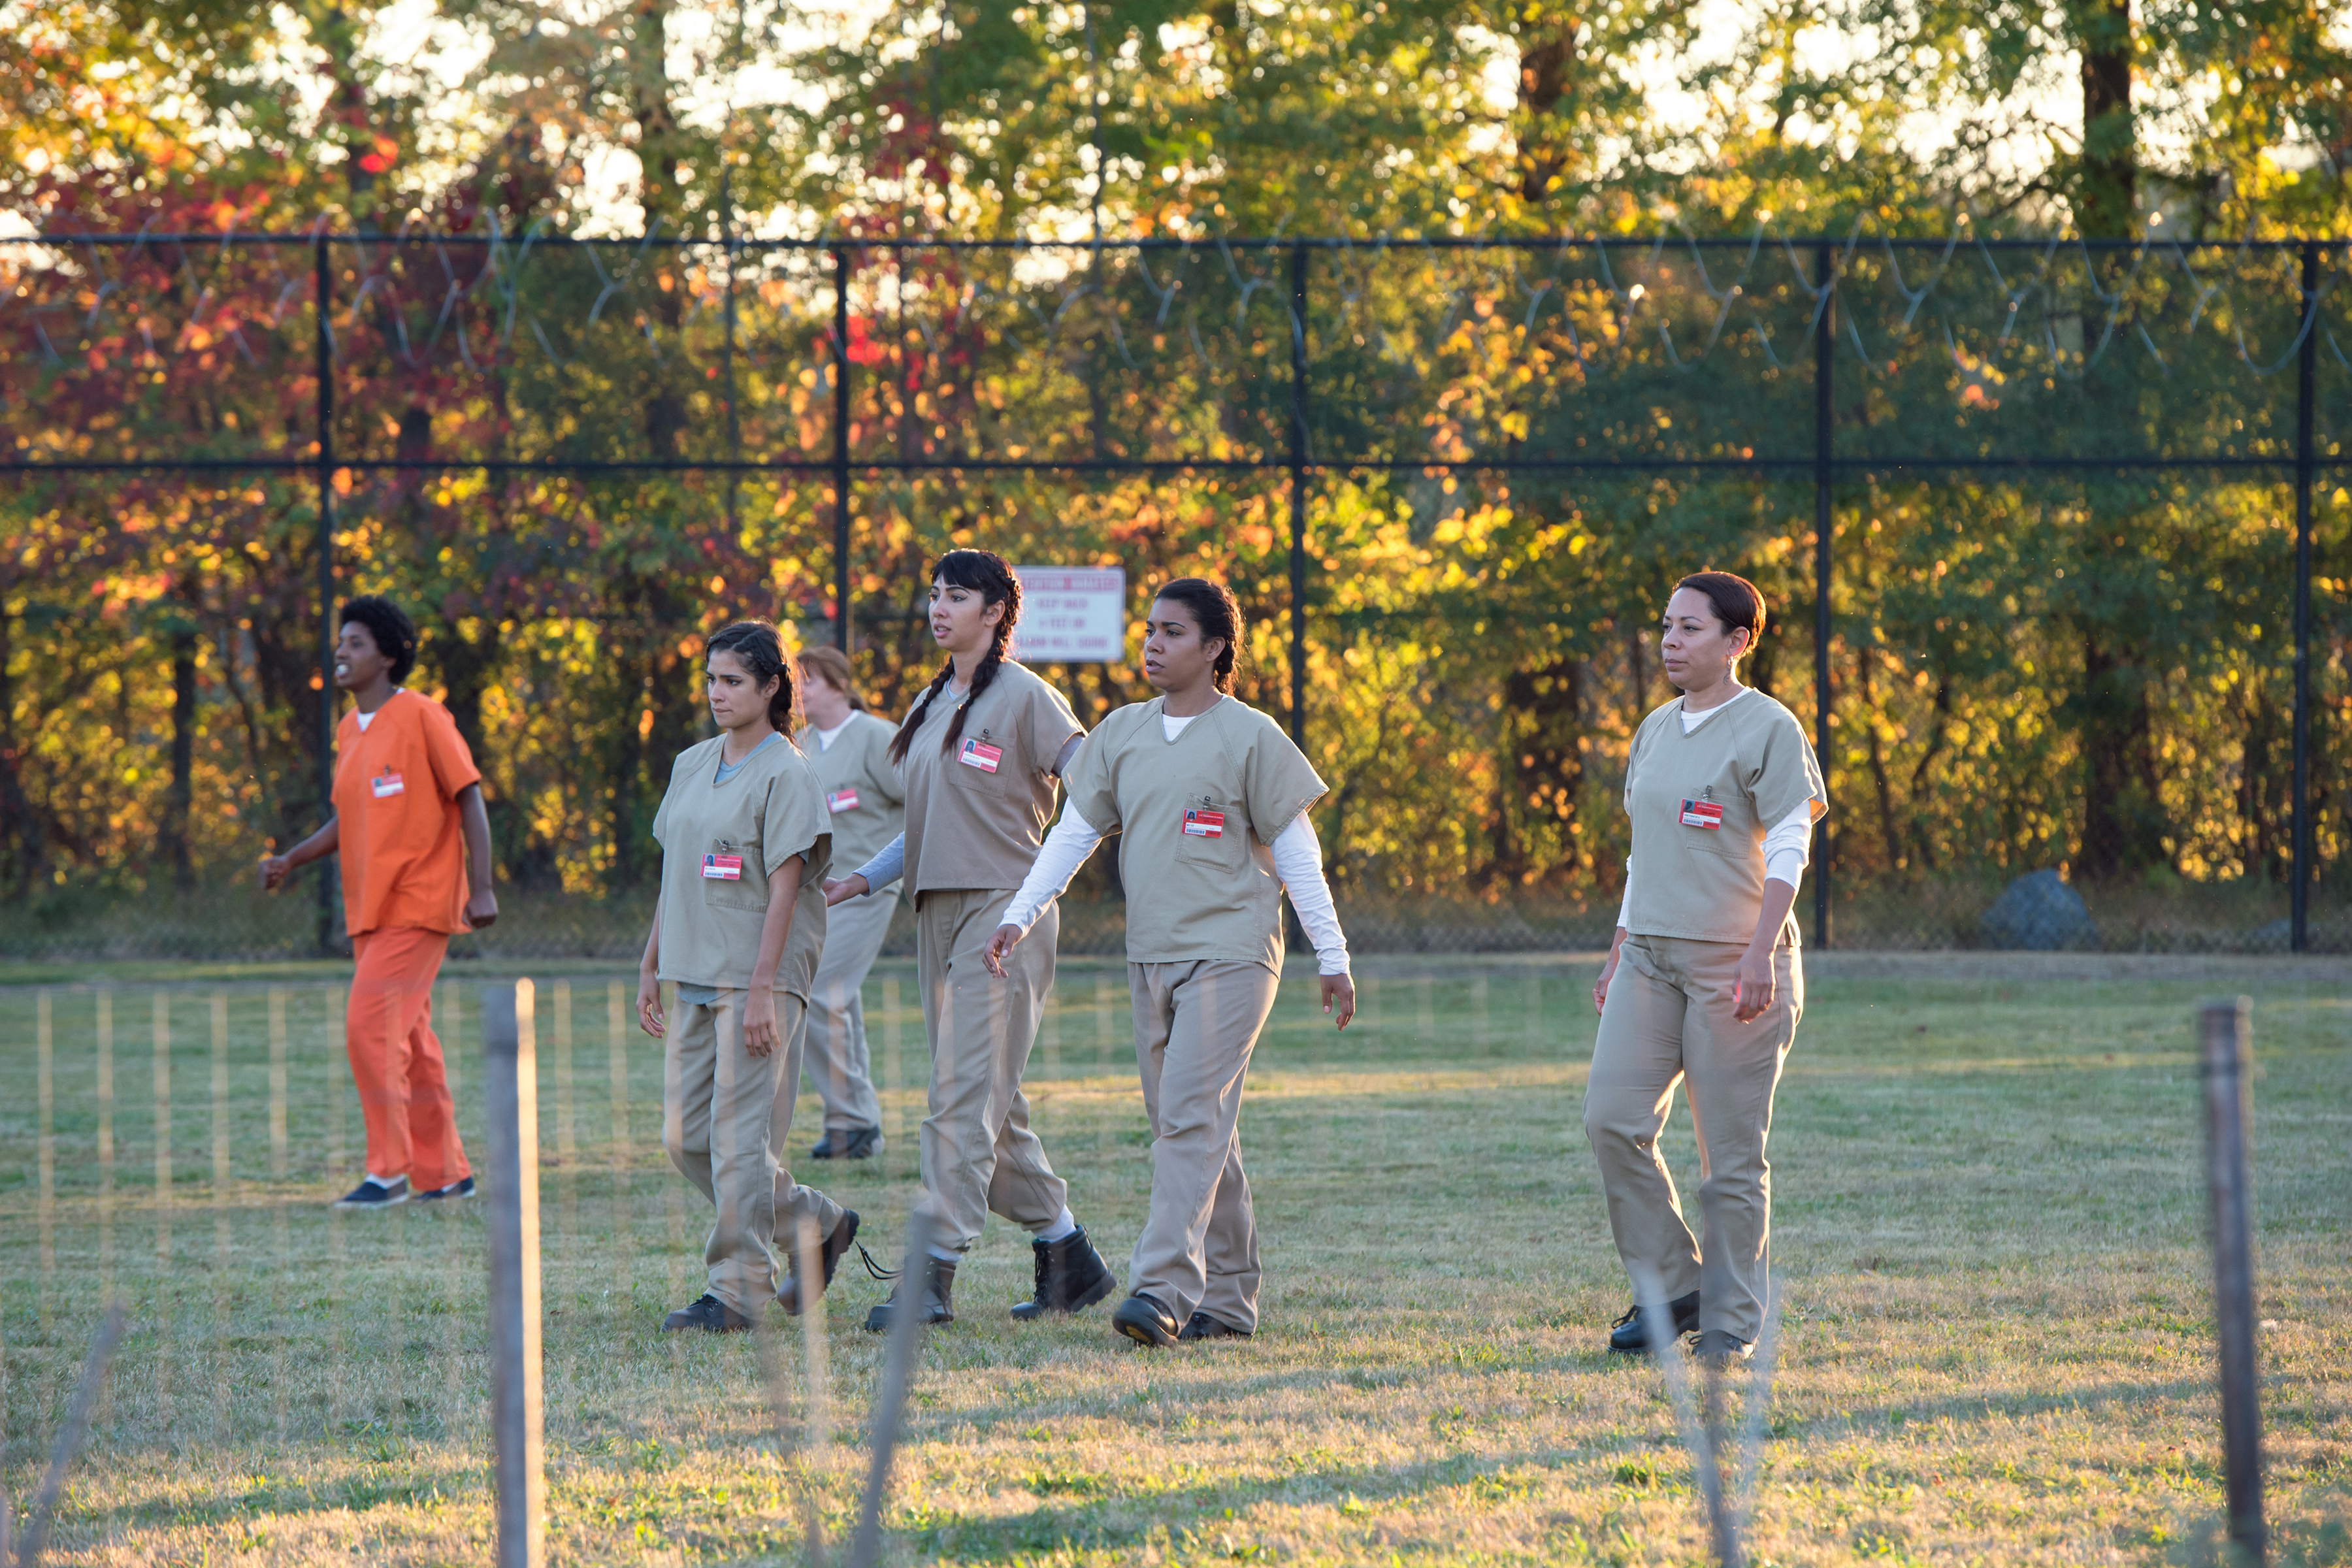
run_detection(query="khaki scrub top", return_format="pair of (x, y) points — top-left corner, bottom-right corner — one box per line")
(798, 710), (906, 876)
(650, 732), (833, 999)
(1063, 695), (1326, 974)
(1621, 688), (1827, 948)
(898, 661), (1085, 896)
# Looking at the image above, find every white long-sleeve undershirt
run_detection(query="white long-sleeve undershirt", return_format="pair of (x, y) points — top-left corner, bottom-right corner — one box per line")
(1617, 689), (1815, 929)
(999, 806), (1351, 975)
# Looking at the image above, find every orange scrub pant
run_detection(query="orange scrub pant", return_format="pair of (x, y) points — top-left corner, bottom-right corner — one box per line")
(348, 926), (470, 1193)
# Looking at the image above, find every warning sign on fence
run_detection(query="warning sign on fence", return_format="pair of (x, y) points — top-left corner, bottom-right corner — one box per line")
(1009, 566), (1128, 662)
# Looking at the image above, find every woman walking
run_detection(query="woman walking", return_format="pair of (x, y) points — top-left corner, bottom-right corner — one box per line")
(793, 645), (900, 1164)
(824, 549), (1113, 1331)
(984, 578), (1356, 1347)
(258, 595), (497, 1211)
(637, 621), (855, 1332)
(1586, 571), (1827, 1367)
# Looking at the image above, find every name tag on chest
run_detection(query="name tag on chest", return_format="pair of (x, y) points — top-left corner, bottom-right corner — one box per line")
(702, 853), (744, 881)
(1680, 798), (1724, 830)
(371, 772), (405, 799)
(826, 788), (859, 814)
(958, 738), (1003, 774)
(1183, 808), (1225, 838)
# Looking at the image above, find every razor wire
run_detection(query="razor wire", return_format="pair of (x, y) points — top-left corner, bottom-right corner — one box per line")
(4, 225), (2346, 477)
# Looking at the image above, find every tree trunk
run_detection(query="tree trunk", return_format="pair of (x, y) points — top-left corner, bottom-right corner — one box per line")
(1493, 656), (1584, 887)
(1516, 10), (1578, 204)
(2076, 0), (2134, 237)
(2074, 627), (2166, 879)
(165, 617), (199, 889)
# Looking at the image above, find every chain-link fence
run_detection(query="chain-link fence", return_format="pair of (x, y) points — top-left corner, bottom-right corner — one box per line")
(3, 229), (2348, 955)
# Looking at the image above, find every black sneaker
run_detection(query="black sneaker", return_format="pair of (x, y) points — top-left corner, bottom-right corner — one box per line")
(333, 1176), (409, 1210)
(1111, 1293), (1181, 1348)
(1607, 1290), (1701, 1354)
(1694, 1330), (1754, 1369)
(1009, 1226), (1116, 1320)
(809, 1126), (883, 1160)
(776, 1210), (859, 1316)
(863, 1255), (955, 1332)
(414, 1176), (476, 1203)
(1178, 1311), (1251, 1342)
(662, 1293), (753, 1333)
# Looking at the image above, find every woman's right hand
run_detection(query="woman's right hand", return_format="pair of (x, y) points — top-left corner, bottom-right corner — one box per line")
(1592, 939), (1628, 1015)
(823, 874), (868, 907)
(636, 971), (666, 1039)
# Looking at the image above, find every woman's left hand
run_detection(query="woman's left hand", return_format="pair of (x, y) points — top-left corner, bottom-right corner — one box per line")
(743, 985), (780, 1058)
(1730, 944), (1775, 1024)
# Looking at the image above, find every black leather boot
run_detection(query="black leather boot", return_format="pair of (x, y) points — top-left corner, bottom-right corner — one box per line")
(1009, 1226), (1116, 1320)
(1607, 1290), (1700, 1353)
(863, 1254), (955, 1332)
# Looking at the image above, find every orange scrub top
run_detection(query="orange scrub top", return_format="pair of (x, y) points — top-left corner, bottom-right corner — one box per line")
(331, 690), (483, 938)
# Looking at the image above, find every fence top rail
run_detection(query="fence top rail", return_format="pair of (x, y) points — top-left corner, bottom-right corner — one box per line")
(12, 231), (2352, 253)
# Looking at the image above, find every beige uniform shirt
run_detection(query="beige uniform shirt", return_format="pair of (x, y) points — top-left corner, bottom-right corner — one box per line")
(798, 711), (906, 875)
(899, 661), (1085, 896)
(1064, 696), (1326, 973)
(650, 734), (833, 998)
(1622, 689), (1827, 947)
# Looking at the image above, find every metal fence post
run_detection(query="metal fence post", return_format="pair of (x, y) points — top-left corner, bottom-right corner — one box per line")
(483, 981), (545, 1568)
(1288, 240), (1309, 749)
(1812, 241), (1834, 950)
(2290, 242), (2316, 953)
(313, 236), (338, 955)
(2199, 996), (2264, 1563)
(833, 245), (855, 655)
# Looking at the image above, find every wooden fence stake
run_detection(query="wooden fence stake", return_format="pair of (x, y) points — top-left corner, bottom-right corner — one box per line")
(2200, 996), (2264, 1565)
(484, 981), (545, 1568)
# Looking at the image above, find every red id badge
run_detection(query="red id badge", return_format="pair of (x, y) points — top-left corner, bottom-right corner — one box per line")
(1182, 808), (1226, 838)
(958, 738), (1004, 774)
(371, 771), (405, 799)
(826, 787), (859, 814)
(701, 853), (744, 881)
(1680, 798), (1724, 830)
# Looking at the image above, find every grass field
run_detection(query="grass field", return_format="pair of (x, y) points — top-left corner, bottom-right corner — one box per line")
(0, 953), (2347, 1566)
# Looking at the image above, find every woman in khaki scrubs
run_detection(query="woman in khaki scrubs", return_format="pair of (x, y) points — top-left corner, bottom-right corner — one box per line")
(986, 578), (1357, 1347)
(823, 549), (1112, 1331)
(791, 645), (902, 1163)
(636, 621), (855, 1331)
(1586, 572), (1827, 1367)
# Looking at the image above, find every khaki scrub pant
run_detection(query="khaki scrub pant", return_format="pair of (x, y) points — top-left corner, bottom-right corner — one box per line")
(914, 889), (1070, 1253)
(1127, 959), (1282, 1333)
(663, 988), (845, 1316)
(1582, 936), (1802, 1346)
(794, 887), (894, 1134)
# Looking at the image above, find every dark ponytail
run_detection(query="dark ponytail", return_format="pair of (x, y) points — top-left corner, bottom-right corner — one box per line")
(1151, 577), (1243, 693)
(706, 619), (798, 733)
(886, 549), (1024, 765)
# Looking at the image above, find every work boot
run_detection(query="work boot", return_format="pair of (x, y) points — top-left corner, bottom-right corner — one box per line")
(1178, 1310), (1251, 1342)
(1111, 1293), (1181, 1348)
(662, 1293), (753, 1333)
(1009, 1226), (1116, 1320)
(1607, 1291), (1700, 1354)
(863, 1255), (955, 1332)
(775, 1210), (860, 1316)
(1693, 1330), (1754, 1369)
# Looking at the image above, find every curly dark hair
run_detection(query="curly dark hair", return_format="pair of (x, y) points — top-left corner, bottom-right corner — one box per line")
(339, 595), (419, 685)
(887, 549), (1023, 766)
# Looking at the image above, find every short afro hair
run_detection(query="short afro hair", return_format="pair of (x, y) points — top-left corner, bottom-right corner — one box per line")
(340, 595), (419, 684)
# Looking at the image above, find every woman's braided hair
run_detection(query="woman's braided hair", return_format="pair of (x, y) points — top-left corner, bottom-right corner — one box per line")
(887, 549), (1022, 766)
